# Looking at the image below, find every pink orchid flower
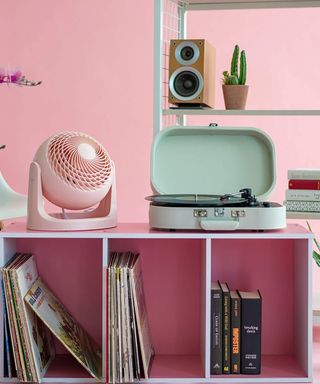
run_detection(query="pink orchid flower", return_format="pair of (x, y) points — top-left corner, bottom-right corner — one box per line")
(0, 68), (5, 83)
(8, 69), (23, 84)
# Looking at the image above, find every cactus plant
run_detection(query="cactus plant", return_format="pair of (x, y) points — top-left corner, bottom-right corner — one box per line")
(231, 44), (239, 77)
(239, 50), (247, 85)
(222, 45), (247, 85)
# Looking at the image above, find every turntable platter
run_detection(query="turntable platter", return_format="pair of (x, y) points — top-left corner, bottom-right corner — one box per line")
(145, 193), (249, 207)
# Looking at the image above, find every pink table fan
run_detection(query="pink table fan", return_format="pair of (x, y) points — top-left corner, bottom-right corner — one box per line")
(27, 131), (117, 231)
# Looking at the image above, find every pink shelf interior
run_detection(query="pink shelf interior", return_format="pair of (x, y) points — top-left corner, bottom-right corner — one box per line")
(212, 238), (301, 356)
(150, 354), (202, 378)
(44, 354), (92, 379)
(110, 238), (202, 357)
(16, 237), (103, 352)
(212, 354), (307, 380)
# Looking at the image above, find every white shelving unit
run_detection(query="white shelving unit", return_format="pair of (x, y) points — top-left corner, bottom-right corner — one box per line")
(0, 222), (314, 383)
(153, 0), (320, 135)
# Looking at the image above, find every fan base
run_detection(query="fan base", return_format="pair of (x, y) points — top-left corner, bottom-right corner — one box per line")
(27, 162), (117, 231)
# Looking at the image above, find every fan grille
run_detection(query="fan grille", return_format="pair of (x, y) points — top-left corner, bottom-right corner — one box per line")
(47, 132), (112, 191)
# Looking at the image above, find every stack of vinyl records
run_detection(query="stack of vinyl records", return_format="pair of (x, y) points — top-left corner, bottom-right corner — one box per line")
(285, 169), (320, 217)
(1, 253), (55, 382)
(108, 252), (154, 384)
(1, 253), (103, 382)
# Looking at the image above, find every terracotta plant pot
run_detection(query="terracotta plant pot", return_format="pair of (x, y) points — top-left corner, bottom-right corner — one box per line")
(222, 84), (249, 110)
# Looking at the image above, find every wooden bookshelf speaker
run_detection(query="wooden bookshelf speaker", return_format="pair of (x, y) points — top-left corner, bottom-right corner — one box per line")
(168, 39), (216, 108)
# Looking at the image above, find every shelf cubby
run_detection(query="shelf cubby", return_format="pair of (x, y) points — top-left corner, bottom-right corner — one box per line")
(210, 237), (311, 382)
(109, 238), (207, 379)
(0, 236), (105, 382)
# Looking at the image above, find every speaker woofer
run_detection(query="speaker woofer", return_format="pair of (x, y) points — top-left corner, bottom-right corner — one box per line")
(175, 41), (200, 65)
(169, 67), (203, 101)
(174, 71), (199, 97)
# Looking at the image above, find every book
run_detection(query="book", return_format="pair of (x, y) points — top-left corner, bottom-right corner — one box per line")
(285, 189), (320, 202)
(2, 254), (24, 381)
(285, 200), (320, 212)
(238, 290), (262, 375)
(219, 282), (230, 374)
(2, 253), (55, 382)
(288, 179), (320, 190)
(288, 169), (320, 180)
(230, 290), (241, 374)
(129, 253), (154, 379)
(24, 277), (102, 380)
(210, 282), (222, 375)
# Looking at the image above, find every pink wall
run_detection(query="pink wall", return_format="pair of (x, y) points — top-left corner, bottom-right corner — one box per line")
(0, 2), (319, 290)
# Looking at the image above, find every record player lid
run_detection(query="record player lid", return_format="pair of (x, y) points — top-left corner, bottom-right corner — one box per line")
(151, 126), (276, 200)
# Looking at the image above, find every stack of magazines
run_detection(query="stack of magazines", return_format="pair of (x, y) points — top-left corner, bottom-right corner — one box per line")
(1, 253), (102, 382)
(108, 252), (154, 383)
(285, 169), (320, 215)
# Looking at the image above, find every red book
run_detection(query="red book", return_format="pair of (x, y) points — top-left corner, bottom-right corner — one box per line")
(288, 179), (320, 190)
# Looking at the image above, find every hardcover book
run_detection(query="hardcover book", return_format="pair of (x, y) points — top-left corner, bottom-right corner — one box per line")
(219, 282), (230, 374)
(230, 290), (241, 374)
(24, 278), (102, 380)
(288, 179), (320, 190)
(238, 290), (262, 375)
(210, 282), (222, 375)
(286, 189), (320, 202)
(285, 200), (320, 212)
(288, 169), (320, 180)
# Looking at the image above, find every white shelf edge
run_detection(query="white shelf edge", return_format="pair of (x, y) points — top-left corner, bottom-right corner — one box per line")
(0, 231), (313, 240)
(0, 378), (99, 383)
(163, 108), (320, 116)
(186, 0), (320, 11)
(41, 378), (98, 383)
(140, 377), (312, 383)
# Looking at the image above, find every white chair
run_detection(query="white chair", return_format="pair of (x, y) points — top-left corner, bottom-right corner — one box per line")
(0, 171), (27, 220)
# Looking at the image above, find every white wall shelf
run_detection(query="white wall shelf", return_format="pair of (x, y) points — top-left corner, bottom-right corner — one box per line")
(163, 109), (320, 116)
(185, 0), (320, 11)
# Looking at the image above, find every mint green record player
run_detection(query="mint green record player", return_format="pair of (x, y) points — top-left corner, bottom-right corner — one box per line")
(146, 125), (286, 231)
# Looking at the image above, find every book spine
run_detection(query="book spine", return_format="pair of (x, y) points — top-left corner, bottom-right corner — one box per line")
(210, 287), (222, 375)
(285, 200), (320, 212)
(230, 296), (241, 374)
(1, 279), (10, 377)
(288, 169), (320, 180)
(240, 295), (261, 374)
(286, 189), (320, 201)
(288, 179), (320, 190)
(222, 291), (230, 374)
